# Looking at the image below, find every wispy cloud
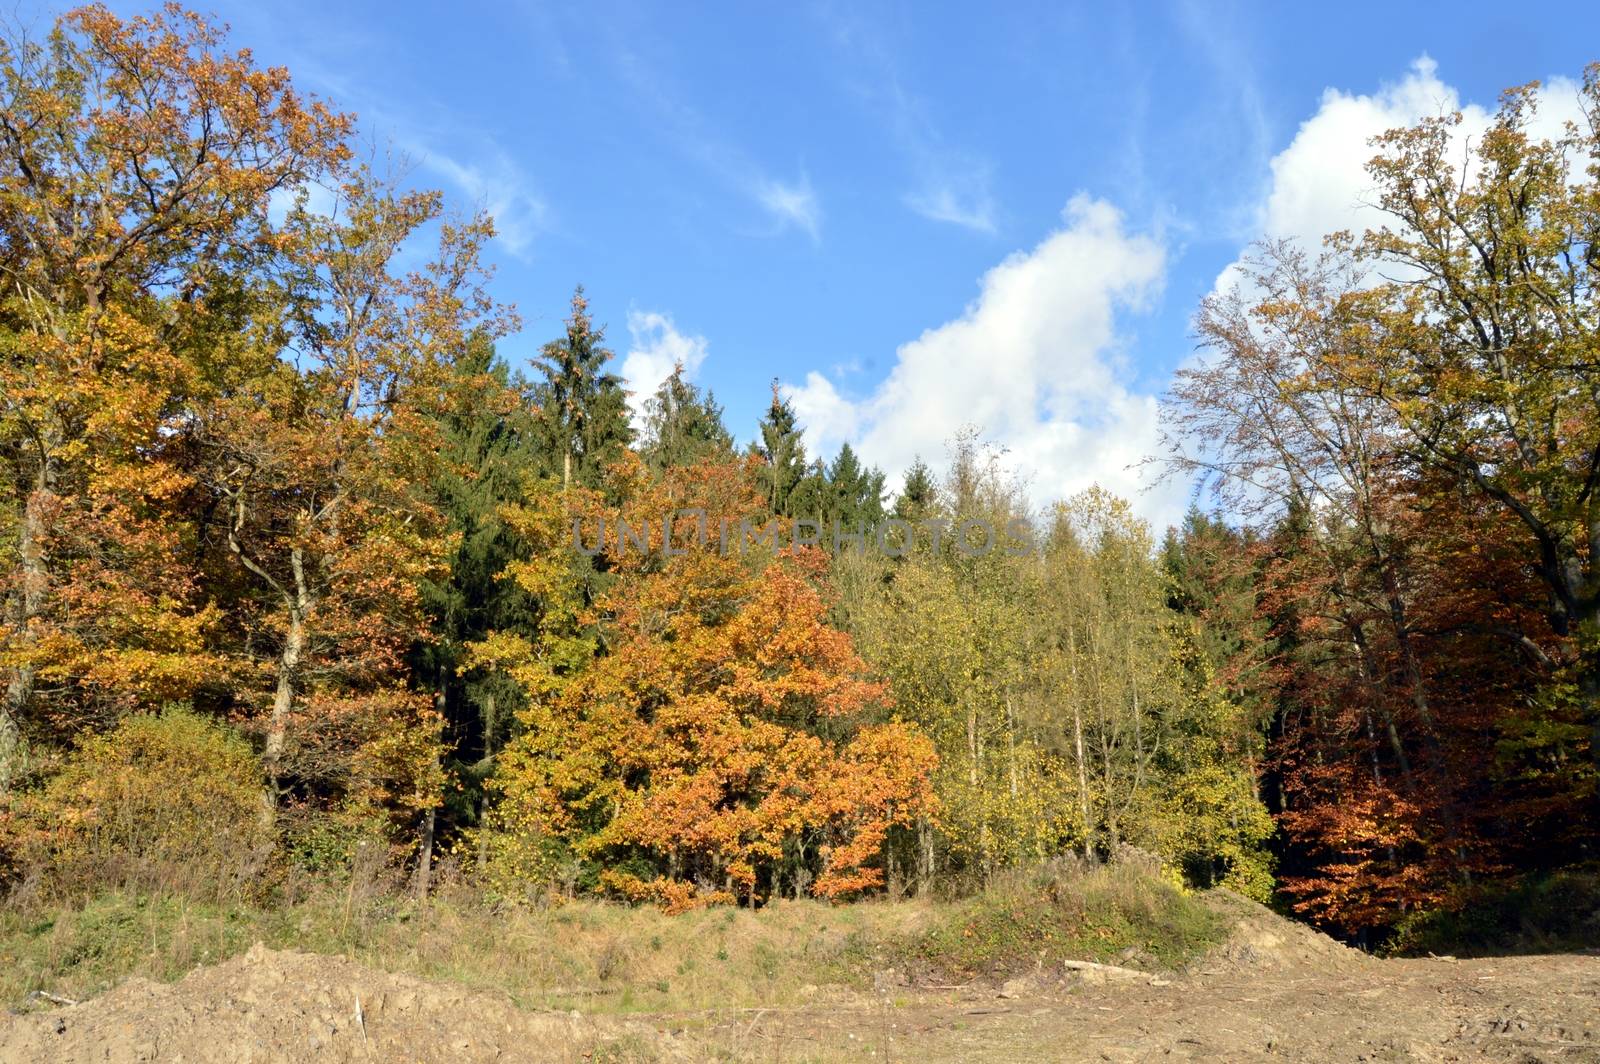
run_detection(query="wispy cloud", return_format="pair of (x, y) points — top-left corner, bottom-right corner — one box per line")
(206, 19), (552, 261)
(822, 8), (999, 235)
(612, 45), (824, 242)
(1171, 0), (1274, 240)
(418, 147), (548, 258)
(904, 166), (997, 234)
(755, 175), (823, 241)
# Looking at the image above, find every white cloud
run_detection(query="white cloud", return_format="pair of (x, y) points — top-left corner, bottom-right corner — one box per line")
(788, 370), (862, 452)
(1216, 57), (1585, 295)
(619, 311), (710, 431)
(755, 174), (823, 242)
(905, 167), (997, 234)
(786, 194), (1190, 530)
(1256, 59), (1468, 266)
(420, 148), (548, 258)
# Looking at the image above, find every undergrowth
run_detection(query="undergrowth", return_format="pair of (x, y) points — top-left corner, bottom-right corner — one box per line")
(0, 860), (1225, 1015)
(855, 860), (1224, 981)
(1387, 865), (1600, 957)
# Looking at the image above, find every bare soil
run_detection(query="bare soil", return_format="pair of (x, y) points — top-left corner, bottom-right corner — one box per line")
(0, 942), (693, 1063)
(4, 893), (1597, 1063)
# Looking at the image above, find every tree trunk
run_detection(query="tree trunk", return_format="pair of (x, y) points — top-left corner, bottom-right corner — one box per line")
(264, 550), (309, 799)
(1005, 693), (1020, 799)
(415, 805), (436, 901)
(1347, 621), (1417, 785)
(1072, 701), (1092, 857)
(2, 465), (52, 793)
(415, 677), (447, 902)
(0, 702), (18, 797)
(477, 691), (497, 875)
(1362, 709), (1400, 870)
(263, 610), (302, 796)
(916, 818), (933, 894)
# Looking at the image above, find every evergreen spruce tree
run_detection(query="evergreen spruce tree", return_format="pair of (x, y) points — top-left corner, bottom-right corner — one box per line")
(788, 459), (831, 525)
(893, 457), (937, 522)
(531, 286), (632, 490)
(753, 382), (808, 516)
(826, 442), (887, 530)
(1161, 508), (1267, 688)
(412, 336), (543, 830)
(639, 362), (734, 472)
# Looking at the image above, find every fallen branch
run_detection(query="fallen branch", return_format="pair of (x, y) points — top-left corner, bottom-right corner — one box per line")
(27, 990), (79, 1008)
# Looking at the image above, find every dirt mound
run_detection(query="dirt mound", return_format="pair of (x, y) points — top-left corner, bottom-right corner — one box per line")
(0, 943), (689, 1063)
(1199, 888), (1369, 973)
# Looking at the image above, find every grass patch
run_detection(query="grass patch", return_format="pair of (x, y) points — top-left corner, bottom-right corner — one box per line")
(0, 885), (915, 1013)
(907, 862), (1222, 978)
(844, 860), (1224, 983)
(0, 861), (1225, 1014)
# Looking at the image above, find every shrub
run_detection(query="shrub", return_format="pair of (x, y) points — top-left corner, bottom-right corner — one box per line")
(891, 859), (1224, 979)
(1387, 865), (1600, 957)
(17, 708), (273, 900)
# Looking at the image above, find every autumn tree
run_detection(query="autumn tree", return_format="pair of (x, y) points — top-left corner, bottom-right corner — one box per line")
(480, 457), (936, 909)
(1352, 73), (1600, 779)
(1164, 244), (1482, 892)
(851, 440), (1062, 886)
(0, 3), (350, 789)
(198, 173), (513, 851)
(859, 539), (1067, 884)
(1162, 202), (1588, 930)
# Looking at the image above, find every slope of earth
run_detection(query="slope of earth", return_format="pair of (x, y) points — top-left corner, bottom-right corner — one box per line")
(694, 894), (1600, 1061)
(691, 950), (1600, 1062)
(0, 942), (691, 1063)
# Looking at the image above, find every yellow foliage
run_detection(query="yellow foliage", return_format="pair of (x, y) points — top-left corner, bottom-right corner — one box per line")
(14, 708), (273, 900)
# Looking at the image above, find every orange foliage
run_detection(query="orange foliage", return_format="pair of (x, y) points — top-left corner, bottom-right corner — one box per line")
(493, 459), (937, 907)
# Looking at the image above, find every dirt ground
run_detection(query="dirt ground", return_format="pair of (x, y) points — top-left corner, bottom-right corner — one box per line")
(3, 893), (1598, 1063)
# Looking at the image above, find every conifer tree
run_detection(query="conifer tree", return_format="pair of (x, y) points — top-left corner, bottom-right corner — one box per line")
(788, 459), (831, 524)
(827, 443), (887, 530)
(894, 458), (937, 522)
(638, 362), (733, 472)
(531, 287), (632, 491)
(752, 383), (809, 516)
(412, 334), (543, 817)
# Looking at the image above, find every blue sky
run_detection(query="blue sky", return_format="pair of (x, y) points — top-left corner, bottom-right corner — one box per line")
(23, 1), (1600, 527)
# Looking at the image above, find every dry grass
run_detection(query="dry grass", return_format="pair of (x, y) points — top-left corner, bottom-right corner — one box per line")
(0, 887), (915, 1015)
(0, 860), (1222, 1022)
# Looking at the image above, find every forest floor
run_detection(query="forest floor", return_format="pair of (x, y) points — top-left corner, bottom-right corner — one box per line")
(2, 887), (1597, 1062)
